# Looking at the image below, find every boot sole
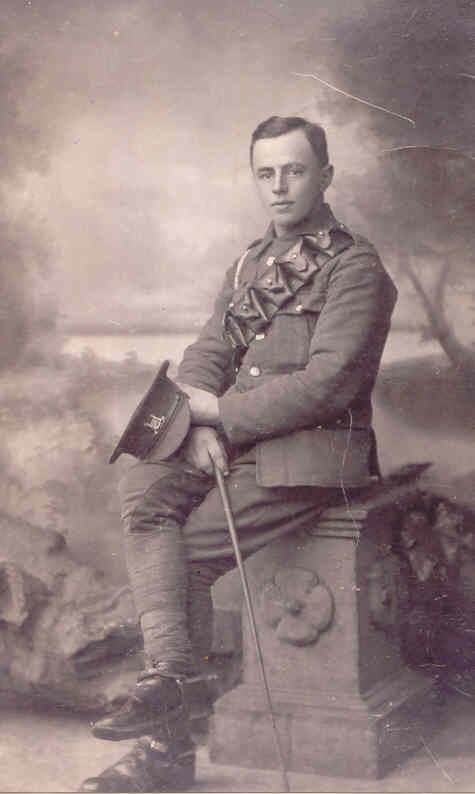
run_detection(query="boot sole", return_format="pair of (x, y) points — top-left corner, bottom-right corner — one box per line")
(92, 704), (185, 741)
(78, 751), (195, 792)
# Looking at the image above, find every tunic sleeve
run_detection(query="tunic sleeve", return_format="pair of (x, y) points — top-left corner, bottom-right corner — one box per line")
(218, 241), (397, 445)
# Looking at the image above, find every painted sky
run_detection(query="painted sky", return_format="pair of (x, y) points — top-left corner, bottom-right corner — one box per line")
(1, 0), (474, 345)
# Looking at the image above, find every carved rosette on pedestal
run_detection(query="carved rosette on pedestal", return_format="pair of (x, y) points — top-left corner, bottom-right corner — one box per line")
(260, 567), (333, 646)
(209, 482), (445, 779)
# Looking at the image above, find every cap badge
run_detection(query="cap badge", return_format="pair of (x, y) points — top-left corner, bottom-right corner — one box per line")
(144, 414), (166, 434)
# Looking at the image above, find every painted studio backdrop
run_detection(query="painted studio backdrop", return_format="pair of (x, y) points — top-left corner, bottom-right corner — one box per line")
(1, 0), (474, 715)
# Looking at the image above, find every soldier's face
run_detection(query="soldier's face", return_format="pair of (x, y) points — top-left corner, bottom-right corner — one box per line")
(252, 129), (333, 236)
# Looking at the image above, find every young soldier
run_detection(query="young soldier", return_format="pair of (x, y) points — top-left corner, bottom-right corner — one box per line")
(80, 116), (397, 792)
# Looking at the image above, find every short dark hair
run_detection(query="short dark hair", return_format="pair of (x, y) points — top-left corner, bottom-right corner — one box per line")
(250, 116), (329, 167)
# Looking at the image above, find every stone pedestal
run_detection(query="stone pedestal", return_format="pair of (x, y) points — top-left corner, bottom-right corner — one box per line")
(209, 483), (442, 779)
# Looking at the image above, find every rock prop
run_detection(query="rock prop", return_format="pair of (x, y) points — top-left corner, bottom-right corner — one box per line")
(0, 562), (49, 627)
(0, 511), (142, 712)
(0, 510), (240, 717)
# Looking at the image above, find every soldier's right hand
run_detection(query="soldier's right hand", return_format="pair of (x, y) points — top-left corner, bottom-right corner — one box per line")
(175, 382), (220, 426)
(182, 426), (229, 476)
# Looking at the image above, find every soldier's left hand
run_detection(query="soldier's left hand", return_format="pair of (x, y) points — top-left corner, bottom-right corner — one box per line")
(182, 426), (229, 475)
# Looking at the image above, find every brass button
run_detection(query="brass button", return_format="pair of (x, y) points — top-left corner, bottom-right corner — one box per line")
(290, 252), (297, 260)
(255, 333), (265, 340)
(249, 366), (261, 377)
(242, 304), (249, 312)
(295, 304), (304, 313)
(266, 256), (275, 267)
(266, 277), (273, 285)
(228, 301), (234, 308)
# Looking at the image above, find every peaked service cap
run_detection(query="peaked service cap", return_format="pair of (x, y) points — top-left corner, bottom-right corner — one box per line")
(109, 360), (190, 464)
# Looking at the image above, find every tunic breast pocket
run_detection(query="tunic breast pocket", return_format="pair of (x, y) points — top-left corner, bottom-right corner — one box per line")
(270, 287), (327, 365)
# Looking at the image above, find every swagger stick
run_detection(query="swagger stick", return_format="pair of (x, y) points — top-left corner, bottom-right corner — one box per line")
(214, 465), (291, 793)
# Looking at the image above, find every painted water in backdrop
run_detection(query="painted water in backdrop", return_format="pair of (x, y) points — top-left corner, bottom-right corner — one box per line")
(63, 329), (441, 366)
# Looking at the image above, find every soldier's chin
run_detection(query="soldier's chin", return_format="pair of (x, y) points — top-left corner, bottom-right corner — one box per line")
(272, 211), (299, 229)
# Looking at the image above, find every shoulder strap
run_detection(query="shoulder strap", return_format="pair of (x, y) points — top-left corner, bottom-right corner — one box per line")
(233, 238), (263, 289)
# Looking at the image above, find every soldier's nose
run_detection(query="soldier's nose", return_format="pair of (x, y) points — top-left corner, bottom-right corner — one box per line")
(272, 172), (287, 193)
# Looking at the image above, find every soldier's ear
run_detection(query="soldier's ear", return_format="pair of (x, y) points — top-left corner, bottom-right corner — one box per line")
(321, 164), (334, 192)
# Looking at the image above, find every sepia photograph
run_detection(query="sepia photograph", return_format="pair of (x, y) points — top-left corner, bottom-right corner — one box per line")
(1, 0), (474, 791)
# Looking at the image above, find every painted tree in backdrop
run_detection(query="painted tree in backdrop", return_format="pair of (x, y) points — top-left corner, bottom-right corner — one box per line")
(369, 148), (475, 381)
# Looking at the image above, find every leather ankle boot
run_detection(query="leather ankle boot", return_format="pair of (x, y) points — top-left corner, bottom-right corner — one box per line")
(78, 733), (196, 792)
(91, 670), (184, 741)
